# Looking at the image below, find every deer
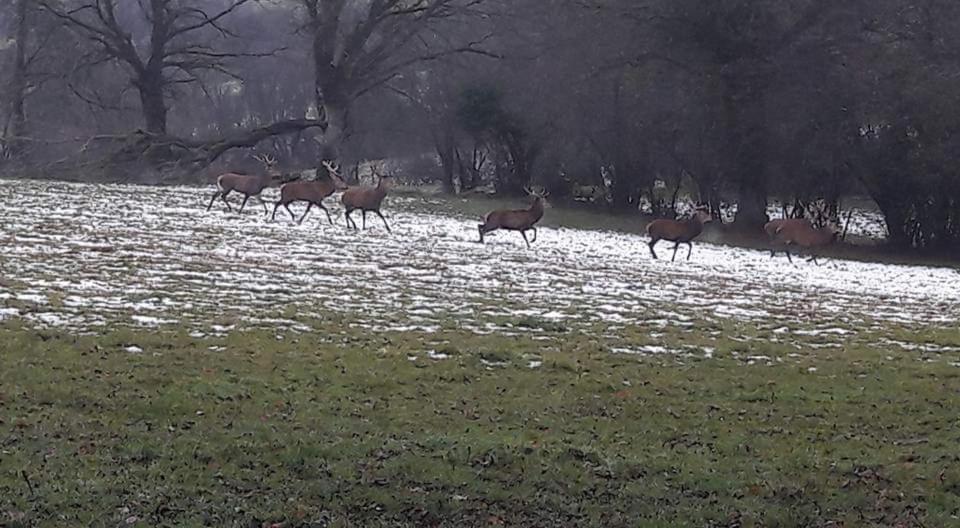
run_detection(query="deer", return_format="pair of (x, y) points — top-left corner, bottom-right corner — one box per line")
(766, 200), (837, 262)
(341, 166), (392, 232)
(764, 218), (812, 258)
(271, 160), (348, 225)
(206, 154), (282, 215)
(646, 204), (713, 261)
(770, 221), (839, 265)
(478, 187), (548, 248)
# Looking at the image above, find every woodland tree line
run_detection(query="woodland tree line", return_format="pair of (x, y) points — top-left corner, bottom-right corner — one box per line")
(1, 1), (959, 252)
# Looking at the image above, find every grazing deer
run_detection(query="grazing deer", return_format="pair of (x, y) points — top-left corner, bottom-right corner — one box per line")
(341, 166), (392, 232)
(771, 221), (839, 265)
(646, 205), (713, 261)
(206, 154), (281, 215)
(478, 187), (548, 248)
(764, 218), (812, 258)
(271, 160), (348, 225)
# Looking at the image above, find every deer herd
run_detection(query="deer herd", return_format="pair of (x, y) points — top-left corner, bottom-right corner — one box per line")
(206, 154), (840, 264)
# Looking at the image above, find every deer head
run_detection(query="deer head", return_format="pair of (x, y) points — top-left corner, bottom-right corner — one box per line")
(252, 153), (281, 181)
(321, 160), (349, 190)
(370, 165), (393, 188)
(693, 203), (713, 224)
(824, 217), (842, 239)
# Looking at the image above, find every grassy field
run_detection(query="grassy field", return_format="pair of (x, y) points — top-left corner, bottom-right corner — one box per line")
(2, 178), (959, 526)
(2, 317), (959, 527)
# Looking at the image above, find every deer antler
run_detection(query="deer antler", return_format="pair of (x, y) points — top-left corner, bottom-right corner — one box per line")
(253, 153), (276, 166)
(526, 186), (549, 198)
(809, 199), (829, 226)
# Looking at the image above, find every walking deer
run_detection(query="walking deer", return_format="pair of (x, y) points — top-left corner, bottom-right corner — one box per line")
(271, 161), (348, 225)
(646, 205), (713, 261)
(478, 187), (548, 248)
(764, 218), (812, 258)
(770, 221), (839, 265)
(206, 154), (282, 215)
(341, 167), (392, 232)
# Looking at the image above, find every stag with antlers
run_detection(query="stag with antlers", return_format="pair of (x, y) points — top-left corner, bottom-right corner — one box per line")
(206, 154), (282, 215)
(341, 165), (392, 232)
(478, 187), (548, 248)
(765, 200), (837, 263)
(271, 160), (348, 225)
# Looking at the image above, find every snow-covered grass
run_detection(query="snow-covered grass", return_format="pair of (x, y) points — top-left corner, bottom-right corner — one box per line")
(1, 178), (957, 357)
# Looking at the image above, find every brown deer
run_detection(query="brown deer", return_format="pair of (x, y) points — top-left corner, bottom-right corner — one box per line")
(341, 166), (392, 232)
(271, 161), (348, 225)
(771, 221), (839, 265)
(764, 218), (811, 258)
(646, 205), (713, 261)
(206, 154), (281, 215)
(478, 187), (548, 248)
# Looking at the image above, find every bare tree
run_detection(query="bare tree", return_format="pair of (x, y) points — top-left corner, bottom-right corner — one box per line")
(295, 0), (498, 166)
(37, 0), (264, 135)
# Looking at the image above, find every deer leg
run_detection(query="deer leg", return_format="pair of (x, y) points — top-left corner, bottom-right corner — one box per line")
(686, 241), (693, 261)
(270, 201), (282, 221)
(298, 203), (313, 225)
(318, 203), (333, 225)
(344, 210), (355, 229)
(478, 224), (486, 243)
(521, 230), (531, 248)
(206, 191), (219, 212)
(284, 204), (296, 222)
(785, 249), (793, 264)
(257, 195), (268, 215)
(648, 240), (658, 259)
(808, 255), (820, 266)
(362, 210), (368, 230)
(671, 242), (681, 262)
(375, 210), (391, 233)
(529, 227), (538, 243)
(219, 190), (233, 212)
(238, 195), (250, 214)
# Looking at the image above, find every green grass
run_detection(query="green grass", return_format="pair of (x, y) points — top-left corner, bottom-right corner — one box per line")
(1, 319), (959, 527)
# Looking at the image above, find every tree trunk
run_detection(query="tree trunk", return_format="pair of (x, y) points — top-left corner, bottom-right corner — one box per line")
(872, 193), (912, 248)
(500, 130), (536, 196)
(735, 180), (769, 228)
(455, 146), (481, 192)
(138, 69), (168, 135)
(609, 173), (634, 211)
(4, 0), (30, 160)
(722, 70), (770, 229)
(434, 126), (458, 194)
(310, 7), (350, 176)
(309, 72), (347, 177)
